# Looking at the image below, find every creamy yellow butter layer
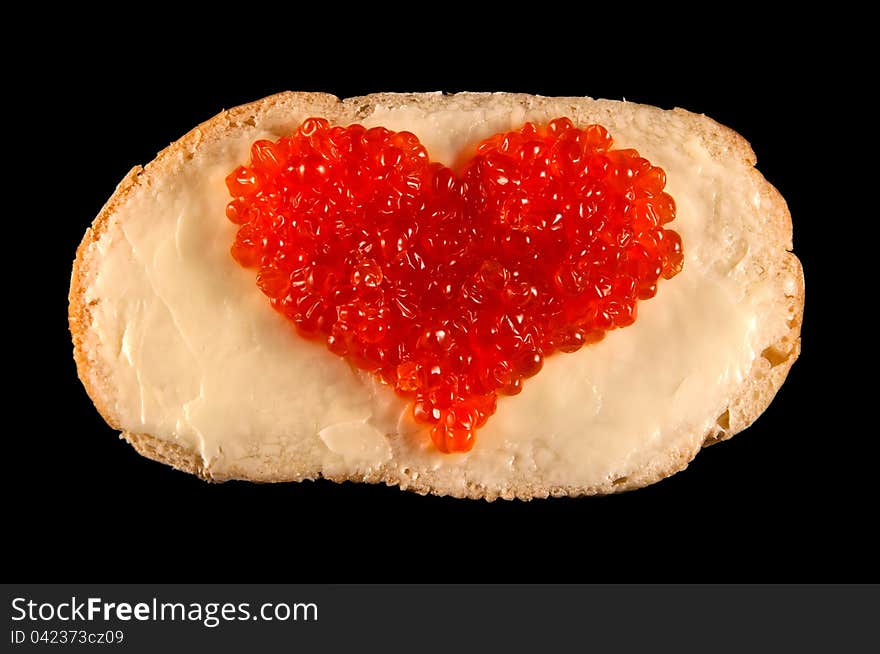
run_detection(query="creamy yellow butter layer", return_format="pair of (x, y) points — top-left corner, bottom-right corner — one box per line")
(83, 98), (792, 491)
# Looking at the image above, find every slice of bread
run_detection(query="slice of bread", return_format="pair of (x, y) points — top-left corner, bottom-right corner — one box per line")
(69, 92), (803, 500)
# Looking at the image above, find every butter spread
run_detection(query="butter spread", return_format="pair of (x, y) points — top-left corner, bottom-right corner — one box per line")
(83, 98), (791, 491)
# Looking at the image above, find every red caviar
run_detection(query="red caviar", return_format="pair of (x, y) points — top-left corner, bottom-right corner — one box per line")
(226, 117), (683, 453)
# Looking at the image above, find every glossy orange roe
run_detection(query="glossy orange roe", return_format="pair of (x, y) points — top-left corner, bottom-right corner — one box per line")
(226, 117), (683, 453)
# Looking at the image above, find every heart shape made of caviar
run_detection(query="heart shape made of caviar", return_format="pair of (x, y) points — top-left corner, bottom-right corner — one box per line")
(225, 117), (683, 453)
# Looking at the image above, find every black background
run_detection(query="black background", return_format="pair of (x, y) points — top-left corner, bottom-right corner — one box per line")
(11, 18), (868, 582)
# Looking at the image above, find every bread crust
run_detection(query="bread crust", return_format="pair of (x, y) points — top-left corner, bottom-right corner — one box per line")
(69, 92), (804, 500)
